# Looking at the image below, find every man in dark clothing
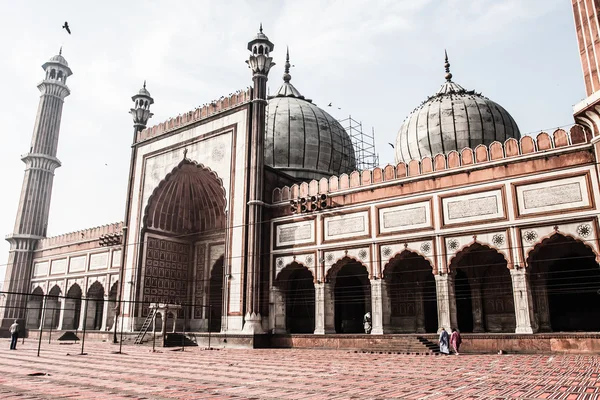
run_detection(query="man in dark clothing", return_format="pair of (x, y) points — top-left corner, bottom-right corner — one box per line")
(9, 320), (19, 350)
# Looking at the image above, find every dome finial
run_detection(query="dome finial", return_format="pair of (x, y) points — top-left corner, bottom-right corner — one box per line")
(283, 46), (291, 83)
(59, 46), (62, 56)
(259, 23), (263, 33)
(444, 49), (453, 81)
(143, 80), (146, 89)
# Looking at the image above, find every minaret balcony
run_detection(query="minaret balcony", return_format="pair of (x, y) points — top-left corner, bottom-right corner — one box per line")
(20, 153), (61, 171)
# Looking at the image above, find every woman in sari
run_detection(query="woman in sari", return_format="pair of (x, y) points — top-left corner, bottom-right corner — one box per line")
(450, 328), (462, 355)
(439, 328), (450, 355)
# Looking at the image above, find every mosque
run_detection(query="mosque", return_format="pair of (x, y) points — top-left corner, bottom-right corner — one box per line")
(2, 2), (600, 352)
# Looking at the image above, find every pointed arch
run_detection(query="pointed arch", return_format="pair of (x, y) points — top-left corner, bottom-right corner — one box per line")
(382, 250), (437, 333)
(208, 255), (224, 332)
(450, 242), (515, 333)
(143, 159), (227, 235)
(526, 232), (600, 265)
(527, 233), (600, 332)
(275, 261), (315, 333)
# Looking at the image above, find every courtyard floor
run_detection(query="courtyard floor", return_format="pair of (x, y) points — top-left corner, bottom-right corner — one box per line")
(0, 340), (599, 399)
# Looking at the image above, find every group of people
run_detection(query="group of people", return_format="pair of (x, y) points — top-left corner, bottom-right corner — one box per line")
(439, 328), (462, 355)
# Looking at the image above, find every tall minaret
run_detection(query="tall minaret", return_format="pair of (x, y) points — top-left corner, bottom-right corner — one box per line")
(242, 24), (274, 333)
(1, 50), (72, 329)
(572, 0), (600, 135)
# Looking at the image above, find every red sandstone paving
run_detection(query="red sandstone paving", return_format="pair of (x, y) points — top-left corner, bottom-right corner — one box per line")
(0, 341), (598, 399)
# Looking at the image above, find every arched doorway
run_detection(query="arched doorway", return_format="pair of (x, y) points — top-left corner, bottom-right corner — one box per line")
(26, 287), (44, 329)
(208, 257), (224, 332)
(328, 259), (370, 334)
(451, 243), (515, 333)
(86, 282), (105, 330)
(528, 233), (600, 332)
(275, 262), (315, 333)
(64, 284), (82, 330)
(140, 159), (227, 331)
(383, 251), (437, 333)
(45, 285), (61, 329)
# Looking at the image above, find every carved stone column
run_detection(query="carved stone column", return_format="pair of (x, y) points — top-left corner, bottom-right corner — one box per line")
(370, 279), (384, 335)
(381, 280), (391, 331)
(324, 283), (335, 333)
(78, 298), (88, 331)
(415, 285), (425, 333)
(314, 283), (325, 334)
(510, 269), (535, 334)
(534, 276), (552, 332)
(271, 286), (287, 334)
(57, 298), (66, 330)
(101, 295), (109, 331)
(435, 274), (457, 333)
(471, 278), (484, 333)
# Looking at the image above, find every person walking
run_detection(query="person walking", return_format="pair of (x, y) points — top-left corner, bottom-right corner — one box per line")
(439, 328), (450, 355)
(450, 328), (462, 355)
(9, 320), (19, 350)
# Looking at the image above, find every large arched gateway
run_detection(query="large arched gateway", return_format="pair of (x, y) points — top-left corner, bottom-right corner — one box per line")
(139, 159), (227, 332)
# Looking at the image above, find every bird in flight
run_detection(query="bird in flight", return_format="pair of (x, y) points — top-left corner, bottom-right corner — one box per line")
(327, 102), (332, 107)
(62, 21), (71, 34)
(388, 143), (395, 149)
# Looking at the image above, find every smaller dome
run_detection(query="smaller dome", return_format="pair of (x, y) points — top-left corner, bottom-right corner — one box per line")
(48, 53), (68, 67)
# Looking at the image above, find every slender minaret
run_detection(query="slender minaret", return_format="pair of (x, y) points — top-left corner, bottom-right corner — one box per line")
(572, 0), (600, 135)
(0, 50), (72, 329)
(242, 24), (274, 333)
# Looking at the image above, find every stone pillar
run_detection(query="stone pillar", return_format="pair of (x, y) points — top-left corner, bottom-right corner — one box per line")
(435, 274), (457, 333)
(172, 312), (177, 333)
(370, 279), (384, 335)
(101, 295), (109, 331)
(381, 280), (391, 331)
(314, 283), (325, 334)
(324, 283), (335, 333)
(78, 298), (88, 331)
(510, 269), (535, 334)
(270, 286), (287, 333)
(160, 311), (167, 337)
(57, 298), (66, 330)
(470, 279), (484, 333)
(534, 277), (552, 332)
(415, 285), (425, 334)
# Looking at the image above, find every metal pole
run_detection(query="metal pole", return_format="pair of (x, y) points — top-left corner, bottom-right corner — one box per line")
(152, 311), (156, 353)
(48, 302), (55, 344)
(182, 305), (186, 352)
(208, 304), (212, 349)
(37, 294), (47, 357)
(118, 301), (125, 354)
(80, 298), (88, 355)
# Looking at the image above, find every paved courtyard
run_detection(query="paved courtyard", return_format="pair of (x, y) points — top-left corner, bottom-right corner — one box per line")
(0, 340), (599, 399)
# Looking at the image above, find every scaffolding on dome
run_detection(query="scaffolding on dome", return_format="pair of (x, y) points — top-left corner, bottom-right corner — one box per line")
(339, 115), (379, 171)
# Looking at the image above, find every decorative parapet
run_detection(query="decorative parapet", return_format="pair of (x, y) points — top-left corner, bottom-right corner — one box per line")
(137, 88), (252, 142)
(37, 222), (123, 249)
(272, 126), (591, 203)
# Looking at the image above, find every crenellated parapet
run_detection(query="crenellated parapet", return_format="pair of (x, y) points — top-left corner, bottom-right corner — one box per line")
(272, 126), (591, 203)
(37, 222), (123, 249)
(137, 88), (252, 142)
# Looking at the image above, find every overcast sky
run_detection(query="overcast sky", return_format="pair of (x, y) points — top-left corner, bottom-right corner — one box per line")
(0, 0), (583, 287)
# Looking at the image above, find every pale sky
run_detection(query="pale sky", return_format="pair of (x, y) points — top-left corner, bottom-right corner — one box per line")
(0, 0), (584, 287)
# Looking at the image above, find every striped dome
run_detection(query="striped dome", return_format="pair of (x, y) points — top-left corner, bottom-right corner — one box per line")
(265, 50), (356, 181)
(395, 56), (520, 163)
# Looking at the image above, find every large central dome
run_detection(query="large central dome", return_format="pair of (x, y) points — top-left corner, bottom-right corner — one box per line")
(265, 50), (356, 181)
(395, 53), (520, 163)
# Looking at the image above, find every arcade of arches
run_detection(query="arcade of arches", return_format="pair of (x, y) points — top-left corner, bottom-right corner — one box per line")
(139, 160), (227, 332)
(272, 236), (600, 334)
(25, 280), (117, 332)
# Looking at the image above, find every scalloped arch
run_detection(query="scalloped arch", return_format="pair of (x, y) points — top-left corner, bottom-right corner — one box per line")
(275, 261), (314, 284)
(325, 256), (369, 281)
(526, 232), (600, 265)
(382, 249), (435, 278)
(143, 159), (227, 234)
(448, 241), (509, 273)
